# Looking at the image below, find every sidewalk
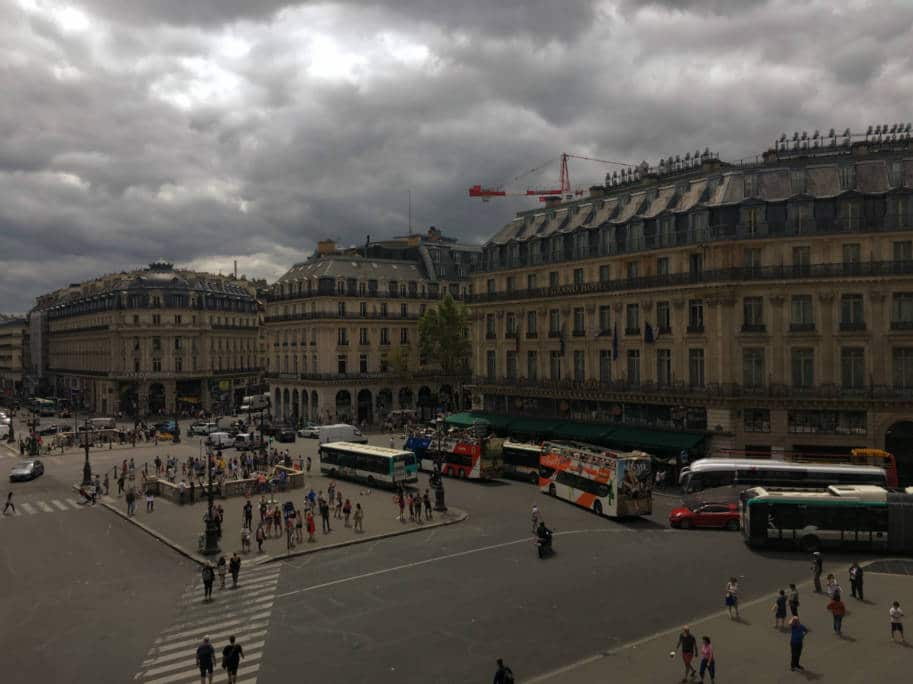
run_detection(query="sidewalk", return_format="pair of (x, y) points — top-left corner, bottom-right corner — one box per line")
(97, 473), (467, 565)
(530, 564), (913, 683)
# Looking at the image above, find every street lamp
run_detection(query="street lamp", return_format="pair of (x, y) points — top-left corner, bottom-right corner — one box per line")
(5, 409), (13, 444)
(81, 417), (92, 487)
(201, 448), (221, 555)
(432, 418), (447, 512)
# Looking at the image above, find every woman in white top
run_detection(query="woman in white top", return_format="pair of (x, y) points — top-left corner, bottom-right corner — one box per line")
(725, 577), (739, 619)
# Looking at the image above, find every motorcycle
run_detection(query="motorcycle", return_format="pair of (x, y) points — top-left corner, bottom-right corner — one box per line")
(536, 529), (554, 559)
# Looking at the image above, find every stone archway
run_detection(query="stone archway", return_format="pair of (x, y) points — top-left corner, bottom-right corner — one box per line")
(335, 390), (352, 423)
(885, 421), (913, 486)
(439, 384), (453, 412)
(398, 387), (413, 409)
(357, 389), (373, 426)
(119, 383), (139, 418)
(148, 383), (166, 415)
(310, 390), (319, 422)
(376, 388), (393, 420)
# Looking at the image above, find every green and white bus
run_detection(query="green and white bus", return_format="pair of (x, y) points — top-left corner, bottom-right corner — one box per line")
(319, 441), (418, 488)
(740, 485), (913, 553)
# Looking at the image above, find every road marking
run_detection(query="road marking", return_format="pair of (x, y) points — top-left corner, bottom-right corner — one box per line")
(36, 500), (54, 513)
(66, 498), (79, 507)
(274, 527), (641, 599)
(51, 499), (68, 511)
(20, 502), (37, 515)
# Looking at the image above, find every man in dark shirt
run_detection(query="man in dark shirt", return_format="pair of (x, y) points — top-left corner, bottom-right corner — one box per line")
(789, 617), (809, 671)
(493, 658), (513, 684)
(674, 626), (698, 680)
(195, 637), (215, 684)
(223, 635), (244, 684)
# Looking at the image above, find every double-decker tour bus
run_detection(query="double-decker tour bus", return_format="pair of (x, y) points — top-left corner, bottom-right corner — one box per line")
(501, 440), (542, 483)
(740, 485), (913, 553)
(715, 448), (899, 488)
(680, 458), (887, 495)
(538, 441), (653, 517)
(319, 442), (418, 488)
(405, 430), (503, 479)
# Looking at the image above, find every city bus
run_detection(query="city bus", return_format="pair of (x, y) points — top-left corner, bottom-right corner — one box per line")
(740, 485), (913, 553)
(30, 398), (58, 416)
(538, 441), (653, 518)
(716, 448), (899, 488)
(679, 458), (887, 495)
(319, 442), (418, 488)
(501, 440), (542, 483)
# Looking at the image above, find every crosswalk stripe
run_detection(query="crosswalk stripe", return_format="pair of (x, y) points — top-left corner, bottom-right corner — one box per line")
(145, 626), (269, 661)
(142, 641), (266, 679)
(66, 498), (79, 507)
(157, 610), (273, 643)
(20, 502), (37, 515)
(143, 659), (261, 684)
(189, 583), (279, 606)
(185, 600), (275, 626)
(51, 499), (68, 511)
(180, 573), (280, 599)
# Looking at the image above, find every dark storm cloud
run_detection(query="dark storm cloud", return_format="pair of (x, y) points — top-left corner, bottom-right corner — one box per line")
(1, 0), (912, 313)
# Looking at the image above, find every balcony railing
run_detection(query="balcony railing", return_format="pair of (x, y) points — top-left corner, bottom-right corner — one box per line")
(839, 321), (867, 332)
(264, 311), (420, 323)
(740, 324), (767, 333)
(267, 289), (456, 303)
(789, 323), (816, 333)
(266, 370), (469, 382)
(470, 260), (913, 304)
(891, 320), (913, 331)
(471, 376), (913, 402)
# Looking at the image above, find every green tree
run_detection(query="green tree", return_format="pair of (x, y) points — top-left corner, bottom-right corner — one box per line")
(418, 293), (471, 376)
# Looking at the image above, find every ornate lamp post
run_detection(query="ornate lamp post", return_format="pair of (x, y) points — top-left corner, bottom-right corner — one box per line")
(432, 418), (446, 512)
(201, 449), (221, 555)
(81, 417), (92, 486)
(5, 409), (13, 444)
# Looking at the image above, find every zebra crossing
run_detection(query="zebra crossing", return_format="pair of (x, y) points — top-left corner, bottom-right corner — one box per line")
(134, 561), (281, 684)
(1, 497), (90, 517)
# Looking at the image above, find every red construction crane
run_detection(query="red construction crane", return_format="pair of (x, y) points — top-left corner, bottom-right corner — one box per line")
(468, 153), (633, 202)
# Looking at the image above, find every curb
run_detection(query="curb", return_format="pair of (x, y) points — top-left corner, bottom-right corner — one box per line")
(89, 485), (469, 567)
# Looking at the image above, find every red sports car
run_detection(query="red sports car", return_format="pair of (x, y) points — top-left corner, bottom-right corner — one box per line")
(669, 502), (740, 530)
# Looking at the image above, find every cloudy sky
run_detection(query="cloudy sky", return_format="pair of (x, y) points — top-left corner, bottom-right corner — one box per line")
(2, 0), (912, 312)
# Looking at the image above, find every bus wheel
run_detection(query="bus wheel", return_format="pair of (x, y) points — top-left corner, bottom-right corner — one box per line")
(799, 535), (819, 552)
(726, 519), (740, 531)
(548, 483), (556, 497)
(592, 500), (603, 516)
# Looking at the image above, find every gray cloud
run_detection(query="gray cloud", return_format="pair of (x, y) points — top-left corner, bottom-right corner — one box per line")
(1, 0), (913, 313)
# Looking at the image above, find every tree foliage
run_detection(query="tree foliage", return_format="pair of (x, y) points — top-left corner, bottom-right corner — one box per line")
(418, 293), (471, 375)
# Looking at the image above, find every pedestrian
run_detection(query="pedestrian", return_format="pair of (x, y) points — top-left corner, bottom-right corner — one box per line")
(221, 635), (244, 684)
(295, 508), (303, 541)
(389, 435), (395, 449)
(335, 491), (343, 519)
(195, 636), (216, 684)
(849, 561), (864, 600)
(397, 491), (405, 521)
(306, 510), (316, 542)
(812, 551), (823, 593)
(343, 498), (352, 527)
(255, 524), (265, 553)
(773, 589), (788, 629)
(2, 491), (14, 515)
(493, 658), (514, 684)
(672, 625), (698, 682)
(825, 573), (840, 599)
(890, 601), (905, 643)
(273, 507), (282, 537)
(243, 500), (252, 530)
(408, 493), (415, 521)
(241, 526), (251, 553)
(201, 562), (215, 602)
(229, 553), (241, 588)
(725, 577), (739, 619)
(264, 508), (273, 536)
(306, 456), (311, 473)
(320, 496), (331, 533)
(126, 488), (136, 516)
(698, 636), (715, 683)
(788, 584), (800, 617)
(117, 474), (125, 496)
(259, 498), (267, 522)
(424, 489), (432, 519)
(216, 555), (227, 590)
(789, 616), (809, 671)
(531, 504), (540, 533)
(354, 502), (364, 532)
(103, 473), (110, 495)
(827, 594), (846, 635)
(189, 479), (195, 504)
(145, 490), (155, 512)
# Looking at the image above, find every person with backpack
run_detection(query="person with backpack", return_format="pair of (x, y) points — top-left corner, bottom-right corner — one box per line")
(201, 562), (215, 602)
(493, 658), (514, 683)
(229, 553), (241, 588)
(221, 635), (244, 683)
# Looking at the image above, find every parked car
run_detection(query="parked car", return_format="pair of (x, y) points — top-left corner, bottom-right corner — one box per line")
(669, 502), (740, 530)
(191, 422), (219, 436)
(206, 432), (235, 449)
(297, 423), (320, 438)
(10, 459), (44, 482)
(277, 428), (297, 443)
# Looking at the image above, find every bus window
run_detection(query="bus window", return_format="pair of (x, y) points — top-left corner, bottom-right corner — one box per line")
(702, 471), (734, 488)
(681, 473), (699, 492)
(539, 466), (555, 479)
(338, 452), (355, 468)
(556, 471), (576, 488)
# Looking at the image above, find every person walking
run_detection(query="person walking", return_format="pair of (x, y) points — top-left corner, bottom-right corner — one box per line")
(2, 491), (14, 515)
(493, 658), (514, 683)
(725, 577), (739, 619)
(849, 561), (864, 600)
(788, 584), (800, 617)
(255, 524), (265, 553)
(243, 500), (253, 530)
(241, 526), (251, 553)
(343, 498), (352, 527)
(812, 551), (823, 593)
(126, 488), (136, 516)
(195, 636), (216, 684)
(789, 616), (809, 671)
(319, 495), (331, 533)
(103, 473), (110, 496)
(222, 635), (244, 684)
(201, 562), (215, 602)
(295, 508), (303, 542)
(229, 553), (241, 588)
(397, 490), (405, 522)
(306, 510), (316, 542)
(216, 556), (227, 590)
(773, 589), (788, 629)
(698, 636), (715, 683)
(306, 456), (311, 473)
(354, 502), (364, 532)
(827, 594), (846, 635)
(423, 490), (432, 520)
(117, 474), (125, 496)
(890, 601), (905, 643)
(672, 626), (698, 682)
(335, 491), (343, 520)
(145, 489), (155, 513)
(531, 504), (540, 533)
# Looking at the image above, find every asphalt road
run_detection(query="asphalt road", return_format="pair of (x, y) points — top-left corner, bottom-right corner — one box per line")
(0, 417), (874, 682)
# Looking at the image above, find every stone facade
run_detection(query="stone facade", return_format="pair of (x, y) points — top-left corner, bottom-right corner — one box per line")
(29, 261), (262, 417)
(0, 315), (27, 401)
(469, 132), (913, 483)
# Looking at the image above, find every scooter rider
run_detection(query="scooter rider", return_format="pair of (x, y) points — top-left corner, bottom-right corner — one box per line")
(536, 520), (552, 554)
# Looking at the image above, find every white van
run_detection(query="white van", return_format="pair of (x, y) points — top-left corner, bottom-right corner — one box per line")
(318, 423), (367, 444)
(234, 433), (260, 450)
(89, 417), (116, 430)
(206, 431), (234, 449)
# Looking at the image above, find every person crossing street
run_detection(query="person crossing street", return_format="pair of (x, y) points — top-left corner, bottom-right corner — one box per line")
(2, 491), (14, 515)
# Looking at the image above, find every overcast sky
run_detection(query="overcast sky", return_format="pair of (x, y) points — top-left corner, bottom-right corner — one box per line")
(2, 0), (912, 312)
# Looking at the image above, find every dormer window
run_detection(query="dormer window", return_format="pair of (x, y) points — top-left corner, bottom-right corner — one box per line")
(744, 174), (758, 198)
(840, 164), (856, 190)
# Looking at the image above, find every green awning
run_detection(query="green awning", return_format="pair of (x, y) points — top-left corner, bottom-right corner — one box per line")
(445, 412), (480, 428)
(553, 422), (614, 442)
(508, 418), (562, 437)
(605, 426), (705, 452)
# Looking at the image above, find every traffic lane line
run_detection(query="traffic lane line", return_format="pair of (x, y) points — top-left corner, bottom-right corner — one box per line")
(274, 527), (664, 600)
